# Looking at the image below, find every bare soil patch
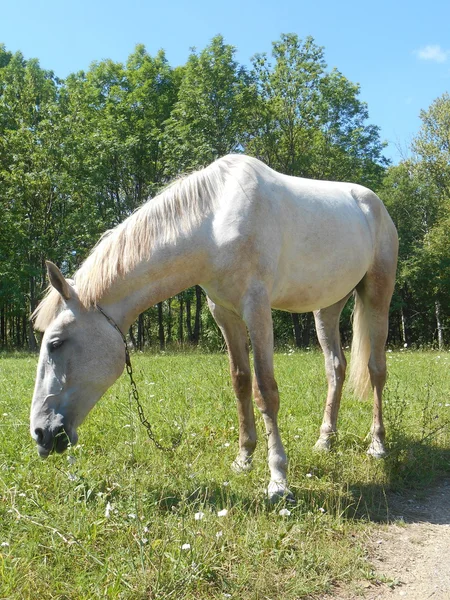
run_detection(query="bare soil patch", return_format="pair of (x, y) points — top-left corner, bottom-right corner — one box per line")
(324, 479), (450, 600)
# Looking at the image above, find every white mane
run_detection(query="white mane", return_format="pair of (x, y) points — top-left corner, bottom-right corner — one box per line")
(33, 158), (231, 330)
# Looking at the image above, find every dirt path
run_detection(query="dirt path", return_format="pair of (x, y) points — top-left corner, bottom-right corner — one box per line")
(326, 480), (450, 600)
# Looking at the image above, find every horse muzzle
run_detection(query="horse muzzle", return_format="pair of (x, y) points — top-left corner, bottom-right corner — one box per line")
(32, 425), (78, 458)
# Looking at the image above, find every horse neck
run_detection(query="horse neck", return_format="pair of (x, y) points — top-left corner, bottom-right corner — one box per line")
(97, 236), (208, 332)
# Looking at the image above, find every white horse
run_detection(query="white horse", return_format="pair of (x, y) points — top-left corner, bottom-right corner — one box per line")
(30, 154), (398, 501)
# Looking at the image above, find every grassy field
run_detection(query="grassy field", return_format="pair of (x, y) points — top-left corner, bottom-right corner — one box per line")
(1, 349), (450, 599)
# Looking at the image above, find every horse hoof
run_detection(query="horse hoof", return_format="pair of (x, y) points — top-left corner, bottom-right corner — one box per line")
(314, 434), (336, 452)
(367, 442), (387, 459)
(267, 481), (295, 504)
(313, 437), (332, 452)
(231, 457), (253, 474)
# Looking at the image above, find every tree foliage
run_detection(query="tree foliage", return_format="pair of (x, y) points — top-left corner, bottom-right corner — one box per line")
(380, 94), (450, 347)
(0, 36), (448, 350)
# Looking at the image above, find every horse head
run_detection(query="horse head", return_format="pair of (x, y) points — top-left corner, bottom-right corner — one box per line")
(30, 262), (125, 457)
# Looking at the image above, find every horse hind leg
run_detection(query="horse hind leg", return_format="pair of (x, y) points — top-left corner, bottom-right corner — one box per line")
(350, 263), (396, 458)
(207, 299), (257, 472)
(313, 295), (351, 452)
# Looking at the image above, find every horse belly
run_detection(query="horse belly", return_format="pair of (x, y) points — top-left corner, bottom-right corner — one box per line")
(270, 264), (366, 312)
(270, 213), (372, 313)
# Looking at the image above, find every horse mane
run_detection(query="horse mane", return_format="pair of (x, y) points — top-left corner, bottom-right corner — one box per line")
(33, 156), (235, 331)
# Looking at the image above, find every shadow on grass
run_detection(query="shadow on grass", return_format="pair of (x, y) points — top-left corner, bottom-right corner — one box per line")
(330, 436), (450, 524)
(140, 435), (450, 527)
(343, 437), (450, 525)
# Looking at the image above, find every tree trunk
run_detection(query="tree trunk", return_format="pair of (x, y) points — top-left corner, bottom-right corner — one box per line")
(291, 313), (302, 347)
(435, 300), (444, 350)
(28, 275), (38, 351)
(157, 302), (165, 350)
(400, 307), (408, 346)
(178, 294), (184, 343)
(186, 293), (193, 342)
(137, 313), (144, 350)
(128, 325), (137, 350)
(0, 307), (4, 348)
(302, 313), (313, 347)
(193, 285), (202, 345)
(28, 319), (37, 351)
(167, 298), (172, 343)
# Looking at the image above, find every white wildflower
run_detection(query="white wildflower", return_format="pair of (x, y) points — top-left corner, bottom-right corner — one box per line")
(215, 530), (223, 539)
(318, 507), (326, 513)
(105, 502), (113, 518)
(128, 513), (136, 519)
(181, 543), (191, 550)
(67, 455), (76, 464)
(194, 512), (205, 521)
(1, 542), (10, 547)
(279, 508), (291, 516)
(306, 473), (313, 478)
(217, 509), (228, 517)
(67, 473), (77, 482)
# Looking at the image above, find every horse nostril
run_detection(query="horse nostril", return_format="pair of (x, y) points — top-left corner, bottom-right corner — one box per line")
(34, 428), (44, 444)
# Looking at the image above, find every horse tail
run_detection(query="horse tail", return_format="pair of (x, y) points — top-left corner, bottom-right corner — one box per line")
(347, 288), (372, 400)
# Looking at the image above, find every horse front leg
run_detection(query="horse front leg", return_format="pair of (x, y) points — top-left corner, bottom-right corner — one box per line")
(207, 299), (257, 472)
(244, 287), (292, 503)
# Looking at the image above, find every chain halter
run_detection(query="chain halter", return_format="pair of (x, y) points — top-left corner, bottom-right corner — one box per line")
(96, 305), (182, 452)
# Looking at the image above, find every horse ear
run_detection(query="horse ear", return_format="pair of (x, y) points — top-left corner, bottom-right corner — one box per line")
(46, 261), (73, 301)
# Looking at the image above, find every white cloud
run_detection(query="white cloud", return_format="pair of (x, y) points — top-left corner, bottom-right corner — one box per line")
(416, 45), (449, 63)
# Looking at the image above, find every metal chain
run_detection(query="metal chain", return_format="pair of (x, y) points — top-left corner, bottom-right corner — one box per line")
(124, 345), (182, 451)
(97, 305), (181, 452)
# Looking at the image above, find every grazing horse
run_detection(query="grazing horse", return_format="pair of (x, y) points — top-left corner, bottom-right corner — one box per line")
(30, 154), (398, 501)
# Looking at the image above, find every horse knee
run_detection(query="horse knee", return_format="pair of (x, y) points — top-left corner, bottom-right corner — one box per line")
(325, 353), (346, 386)
(232, 367), (252, 399)
(368, 357), (386, 387)
(253, 377), (280, 416)
(335, 354), (346, 381)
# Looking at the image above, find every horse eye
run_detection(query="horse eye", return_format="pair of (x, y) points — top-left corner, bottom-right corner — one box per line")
(49, 339), (64, 351)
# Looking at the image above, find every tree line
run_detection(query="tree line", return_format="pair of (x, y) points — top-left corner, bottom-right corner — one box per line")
(0, 34), (448, 351)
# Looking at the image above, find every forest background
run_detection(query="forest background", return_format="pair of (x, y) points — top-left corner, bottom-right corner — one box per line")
(1, 34), (449, 351)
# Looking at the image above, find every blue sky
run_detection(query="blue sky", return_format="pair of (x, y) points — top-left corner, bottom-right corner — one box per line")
(2, 0), (449, 164)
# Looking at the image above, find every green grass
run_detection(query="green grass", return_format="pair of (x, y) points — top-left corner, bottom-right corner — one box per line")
(1, 349), (450, 599)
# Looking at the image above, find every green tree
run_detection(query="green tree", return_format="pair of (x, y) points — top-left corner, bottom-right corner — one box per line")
(411, 94), (450, 348)
(247, 34), (387, 188)
(164, 35), (255, 173)
(381, 96), (450, 349)
(0, 48), (74, 348)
